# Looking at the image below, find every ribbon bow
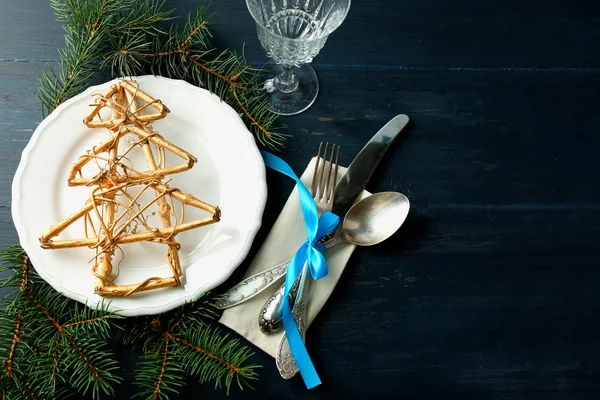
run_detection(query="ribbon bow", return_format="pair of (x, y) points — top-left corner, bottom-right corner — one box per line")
(261, 150), (340, 389)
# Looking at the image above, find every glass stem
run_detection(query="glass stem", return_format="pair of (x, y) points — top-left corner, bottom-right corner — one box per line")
(274, 64), (299, 93)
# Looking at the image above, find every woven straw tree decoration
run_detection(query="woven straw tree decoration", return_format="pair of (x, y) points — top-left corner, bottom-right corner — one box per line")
(39, 80), (220, 297)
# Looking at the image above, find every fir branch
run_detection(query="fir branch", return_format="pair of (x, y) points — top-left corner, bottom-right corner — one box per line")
(41, 1), (108, 113)
(101, 31), (152, 78)
(134, 338), (185, 400)
(126, 299), (258, 398)
(167, 329), (259, 392)
(1, 254), (28, 380)
(24, 286), (122, 398)
(110, 0), (173, 33)
(155, 337), (170, 399)
(148, 336), (177, 400)
(167, 295), (218, 333)
(0, 246), (122, 399)
(41, 1), (285, 148)
(103, 4), (286, 149)
(40, 0), (172, 115)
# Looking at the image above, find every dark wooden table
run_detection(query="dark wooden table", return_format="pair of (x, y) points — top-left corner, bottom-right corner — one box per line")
(2, 0), (600, 398)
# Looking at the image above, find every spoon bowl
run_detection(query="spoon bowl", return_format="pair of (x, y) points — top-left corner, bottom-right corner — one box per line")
(341, 191), (410, 246)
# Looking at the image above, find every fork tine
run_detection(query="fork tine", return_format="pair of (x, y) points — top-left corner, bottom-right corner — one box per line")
(317, 142), (329, 200)
(328, 145), (340, 203)
(311, 142), (340, 207)
(323, 144), (335, 202)
(311, 142), (323, 197)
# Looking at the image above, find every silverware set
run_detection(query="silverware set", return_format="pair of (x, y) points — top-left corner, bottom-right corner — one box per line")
(259, 142), (340, 335)
(217, 114), (411, 379)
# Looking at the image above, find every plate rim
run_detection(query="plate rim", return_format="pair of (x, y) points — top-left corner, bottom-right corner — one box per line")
(11, 75), (267, 316)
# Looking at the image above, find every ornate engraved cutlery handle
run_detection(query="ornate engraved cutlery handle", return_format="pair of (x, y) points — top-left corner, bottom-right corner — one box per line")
(258, 277), (301, 333)
(214, 261), (289, 309)
(275, 265), (310, 379)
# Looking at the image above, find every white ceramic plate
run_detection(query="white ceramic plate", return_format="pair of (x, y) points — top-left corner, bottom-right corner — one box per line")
(12, 75), (267, 316)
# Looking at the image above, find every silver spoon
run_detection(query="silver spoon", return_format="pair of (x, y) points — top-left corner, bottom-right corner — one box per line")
(275, 191), (410, 378)
(262, 191), (410, 334)
(215, 192), (409, 309)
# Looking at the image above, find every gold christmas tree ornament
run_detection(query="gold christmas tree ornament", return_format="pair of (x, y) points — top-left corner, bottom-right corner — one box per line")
(39, 79), (221, 297)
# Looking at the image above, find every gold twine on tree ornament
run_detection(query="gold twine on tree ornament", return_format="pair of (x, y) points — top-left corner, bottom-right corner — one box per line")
(39, 79), (221, 297)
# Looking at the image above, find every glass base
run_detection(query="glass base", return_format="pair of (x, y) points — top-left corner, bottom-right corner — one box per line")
(258, 60), (319, 116)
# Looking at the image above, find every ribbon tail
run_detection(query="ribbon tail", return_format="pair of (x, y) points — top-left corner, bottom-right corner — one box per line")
(282, 289), (322, 389)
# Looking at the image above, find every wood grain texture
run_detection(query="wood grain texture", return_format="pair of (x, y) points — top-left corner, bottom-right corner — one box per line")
(0, 0), (599, 399)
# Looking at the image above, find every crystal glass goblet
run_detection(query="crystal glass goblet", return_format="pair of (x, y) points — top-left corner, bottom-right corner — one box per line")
(246, 0), (351, 116)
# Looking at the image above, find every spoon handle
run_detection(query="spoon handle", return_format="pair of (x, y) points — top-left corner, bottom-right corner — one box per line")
(258, 275), (301, 334)
(276, 263), (311, 379)
(215, 235), (343, 310)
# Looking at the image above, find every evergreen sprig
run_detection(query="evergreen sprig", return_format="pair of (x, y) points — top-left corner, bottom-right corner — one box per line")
(39, 0), (174, 116)
(0, 245), (261, 399)
(121, 297), (259, 399)
(39, 0), (285, 149)
(0, 246), (122, 399)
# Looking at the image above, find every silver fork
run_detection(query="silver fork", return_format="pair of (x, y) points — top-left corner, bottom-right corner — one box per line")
(258, 142), (340, 334)
(311, 142), (340, 212)
(275, 143), (340, 380)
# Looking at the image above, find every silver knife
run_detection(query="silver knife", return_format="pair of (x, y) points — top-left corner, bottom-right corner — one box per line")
(332, 114), (409, 218)
(215, 114), (410, 309)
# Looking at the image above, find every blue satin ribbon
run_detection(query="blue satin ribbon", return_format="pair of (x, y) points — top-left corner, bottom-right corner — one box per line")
(260, 150), (340, 389)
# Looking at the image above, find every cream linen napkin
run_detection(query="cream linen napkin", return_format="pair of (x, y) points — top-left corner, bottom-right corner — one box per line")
(219, 157), (369, 358)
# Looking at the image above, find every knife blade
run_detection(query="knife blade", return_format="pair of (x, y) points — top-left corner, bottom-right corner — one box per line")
(331, 114), (409, 218)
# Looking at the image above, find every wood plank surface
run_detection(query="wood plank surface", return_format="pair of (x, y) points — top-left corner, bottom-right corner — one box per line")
(0, 0), (599, 399)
